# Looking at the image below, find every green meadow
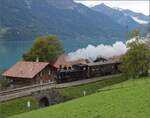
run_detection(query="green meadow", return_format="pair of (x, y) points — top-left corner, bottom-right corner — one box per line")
(0, 97), (38, 118)
(10, 77), (150, 118)
(0, 76), (125, 118)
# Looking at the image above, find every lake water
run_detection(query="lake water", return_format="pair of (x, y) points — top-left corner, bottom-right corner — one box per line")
(0, 41), (33, 69)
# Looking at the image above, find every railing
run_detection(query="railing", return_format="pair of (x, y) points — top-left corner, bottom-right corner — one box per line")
(0, 74), (121, 102)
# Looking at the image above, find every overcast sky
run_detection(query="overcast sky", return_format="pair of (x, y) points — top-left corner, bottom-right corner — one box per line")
(75, 0), (150, 16)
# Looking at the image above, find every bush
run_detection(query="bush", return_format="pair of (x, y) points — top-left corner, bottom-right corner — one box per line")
(121, 38), (150, 78)
(0, 70), (10, 90)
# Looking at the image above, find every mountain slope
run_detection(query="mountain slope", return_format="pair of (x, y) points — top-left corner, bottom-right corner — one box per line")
(0, 0), (128, 68)
(0, 0), (126, 51)
(122, 9), (149, 24)
(92, 3), (149, 31)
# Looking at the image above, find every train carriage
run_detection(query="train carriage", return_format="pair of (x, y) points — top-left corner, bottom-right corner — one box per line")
(87, 60), (121, 78)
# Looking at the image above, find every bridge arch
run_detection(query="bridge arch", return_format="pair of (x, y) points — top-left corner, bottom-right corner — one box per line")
(32, 89), (71, 108)
(39, 97), (49, 108)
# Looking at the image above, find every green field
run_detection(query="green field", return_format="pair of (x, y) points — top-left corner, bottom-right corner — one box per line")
(0, 76), (126, 118)
(58, 76), (126, 98)
(0, 97), (38, 118)
(10, 77), (150, 118)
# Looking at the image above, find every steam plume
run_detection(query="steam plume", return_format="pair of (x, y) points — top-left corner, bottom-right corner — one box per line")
(68, 41), (127, 61)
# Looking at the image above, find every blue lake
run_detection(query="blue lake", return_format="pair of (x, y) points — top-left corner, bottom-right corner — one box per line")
(0, 41), (33, 69)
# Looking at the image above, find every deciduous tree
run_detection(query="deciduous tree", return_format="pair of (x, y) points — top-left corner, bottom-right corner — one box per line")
(23, 35), (64, 63)
(121, 38), (150, 78)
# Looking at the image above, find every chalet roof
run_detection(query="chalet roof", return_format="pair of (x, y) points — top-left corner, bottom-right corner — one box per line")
(53, 54), (87, 68)
(53, 54), (71, 68)
(2, 61), (49, 79)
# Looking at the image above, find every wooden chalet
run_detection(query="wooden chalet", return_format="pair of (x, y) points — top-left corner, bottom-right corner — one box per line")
(2, 61), (56, 87)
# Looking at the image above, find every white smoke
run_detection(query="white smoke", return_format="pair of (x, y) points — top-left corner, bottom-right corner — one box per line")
(68, 41), (127, 61)
(126, 36), (145, 44)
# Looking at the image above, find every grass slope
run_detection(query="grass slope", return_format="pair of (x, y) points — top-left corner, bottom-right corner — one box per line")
(0, 97), (38, 118)
(0, 76), (125, 118)
(10, 77), (150, 118)
(58, 76), (126, 98)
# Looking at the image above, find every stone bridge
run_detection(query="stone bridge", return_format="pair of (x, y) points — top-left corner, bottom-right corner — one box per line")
(0, 74), (121, 105)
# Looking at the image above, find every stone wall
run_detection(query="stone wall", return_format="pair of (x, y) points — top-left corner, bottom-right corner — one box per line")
(32, 89), (72, 107)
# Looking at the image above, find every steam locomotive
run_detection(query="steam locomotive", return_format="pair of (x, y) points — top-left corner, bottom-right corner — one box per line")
(56, 60), (121, 83)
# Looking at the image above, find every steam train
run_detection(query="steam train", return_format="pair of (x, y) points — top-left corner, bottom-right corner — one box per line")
(56, 60), (121, 83)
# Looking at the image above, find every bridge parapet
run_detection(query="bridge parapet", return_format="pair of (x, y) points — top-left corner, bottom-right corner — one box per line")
(0, 82), (55, 102)
(0, 74), (121, 102)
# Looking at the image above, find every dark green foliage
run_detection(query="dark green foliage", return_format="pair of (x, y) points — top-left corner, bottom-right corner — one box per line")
(0, 70), (10, 90)
(0, 78), (10, 90)
(23, 36), (64, 62)
(0, 97), (38, 118)
(128, 29), (141, 39)
(121, 38), (150, 78)
(0, 70), (4, 80)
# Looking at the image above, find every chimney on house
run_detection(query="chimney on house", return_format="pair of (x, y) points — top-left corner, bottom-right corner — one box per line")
(36, 57), (39, 62)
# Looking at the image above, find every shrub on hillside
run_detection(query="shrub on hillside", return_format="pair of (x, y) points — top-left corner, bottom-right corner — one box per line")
(121, 38), (150, 78)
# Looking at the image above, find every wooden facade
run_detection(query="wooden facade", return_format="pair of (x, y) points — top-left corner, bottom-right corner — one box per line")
(2, 61), (56, 87)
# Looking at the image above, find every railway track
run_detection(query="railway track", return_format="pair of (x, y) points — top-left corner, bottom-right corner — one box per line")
(0, 82), (55, 102)
(0, 82), (55, 96)
(0, 74), (121, 102)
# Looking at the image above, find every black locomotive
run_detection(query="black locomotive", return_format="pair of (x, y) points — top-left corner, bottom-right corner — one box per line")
(56, 60), (121, 83)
